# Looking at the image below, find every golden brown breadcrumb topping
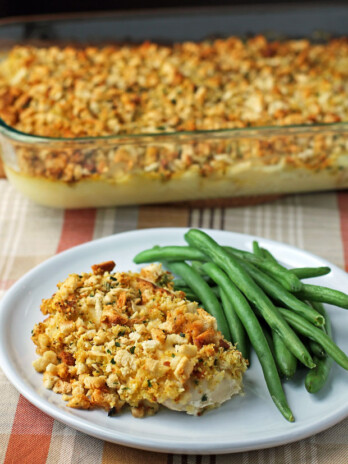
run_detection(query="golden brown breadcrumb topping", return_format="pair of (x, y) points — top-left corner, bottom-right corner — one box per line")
(0, 37), (347, 138)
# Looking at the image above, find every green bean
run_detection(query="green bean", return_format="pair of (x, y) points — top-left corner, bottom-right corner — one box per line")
(191, 260), (207, 274)
(258, 248), (331, 281)
(225, 246), (302, 292)
(277, 307), (348, 370)
(273, 331), (297, 378)
(211, 286), (220, 298)
(296, 284), (348, 309)
(260, 247), (278, 263)
(304, 301), (327, 358)
(185, 229), (315, 369)
(182, 291), (201, 302)
(201, 285), (220, 299)
(305, 303), (333, 393)
(308, 340), (326, 359)
(174, 278), (190, 288)
(252, 241), (263, 258)
(191, 261), (215, 285)
(256, 247), (331, 281)
(202, 261), (294, 422)
(305, 356), (332, 393)
(291, 267), (331, 279)
(261, 326), (277, 361)
(219, 288), (250, 360)
(166, 261), (230, 341)
(256, 306), (298, 377)
(311, 301), (326, 315)
(134, 246), (205, 264)
(260, 326), (287, 377)
(251, 245), (330, 281)
(175, 276), (211, 288)
(231, 259), (325, 327)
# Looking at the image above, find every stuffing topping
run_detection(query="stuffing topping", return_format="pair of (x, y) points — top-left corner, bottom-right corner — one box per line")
(1, 37), (347, 138)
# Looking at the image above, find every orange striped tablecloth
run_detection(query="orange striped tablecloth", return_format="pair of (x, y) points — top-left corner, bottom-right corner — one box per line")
(1, 179), (348, 464)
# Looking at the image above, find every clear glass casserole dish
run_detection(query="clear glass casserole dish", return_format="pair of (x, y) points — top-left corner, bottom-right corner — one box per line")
(0, 4), (347, 209)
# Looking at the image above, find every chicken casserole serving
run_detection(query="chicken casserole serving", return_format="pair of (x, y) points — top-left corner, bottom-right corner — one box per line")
(31, 261), (247, 417)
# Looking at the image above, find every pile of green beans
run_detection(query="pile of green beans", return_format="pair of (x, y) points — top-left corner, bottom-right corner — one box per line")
(133, 229), (348, 422)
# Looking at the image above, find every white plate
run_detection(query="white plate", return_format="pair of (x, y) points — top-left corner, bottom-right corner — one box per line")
(1, 228), (348, 455)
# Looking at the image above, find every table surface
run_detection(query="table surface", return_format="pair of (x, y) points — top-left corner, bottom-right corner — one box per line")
(1, 178), (348, 464)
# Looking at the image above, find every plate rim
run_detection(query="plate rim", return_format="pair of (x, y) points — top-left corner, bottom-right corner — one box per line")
(1, 227), (348, 454)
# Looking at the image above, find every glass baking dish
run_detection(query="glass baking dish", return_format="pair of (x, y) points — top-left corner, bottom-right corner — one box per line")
(0, 4), (347, 209)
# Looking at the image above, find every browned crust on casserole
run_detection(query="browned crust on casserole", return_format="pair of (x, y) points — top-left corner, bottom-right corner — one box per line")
(0, 37), (347, 137)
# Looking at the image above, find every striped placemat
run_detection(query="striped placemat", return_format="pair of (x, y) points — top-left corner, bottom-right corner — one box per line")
(1, 178), (348, 464)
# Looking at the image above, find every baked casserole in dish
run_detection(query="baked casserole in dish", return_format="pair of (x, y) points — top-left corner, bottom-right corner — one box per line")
(0, 7), (347, 208)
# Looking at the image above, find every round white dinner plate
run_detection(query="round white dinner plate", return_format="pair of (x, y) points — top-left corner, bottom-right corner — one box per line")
(1, 228), (348, 455)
